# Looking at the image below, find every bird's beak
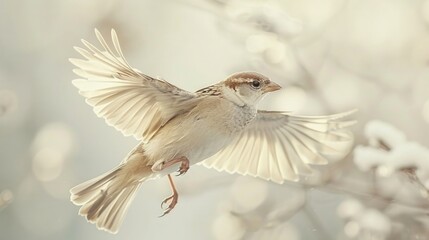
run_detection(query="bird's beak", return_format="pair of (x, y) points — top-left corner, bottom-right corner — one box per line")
(263, 81), (282, 93)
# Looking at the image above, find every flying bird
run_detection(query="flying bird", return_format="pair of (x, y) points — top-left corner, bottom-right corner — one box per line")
(69, 29), (355, 233)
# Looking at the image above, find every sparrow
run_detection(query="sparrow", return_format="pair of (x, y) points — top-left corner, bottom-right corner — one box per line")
(69, 29), (355, 234)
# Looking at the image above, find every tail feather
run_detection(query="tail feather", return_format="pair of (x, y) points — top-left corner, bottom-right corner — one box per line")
(97, 185), (140, 232)
(70, 167), (121, 205)
(80, 184), (141, 233)
(70, 162), (151, 234)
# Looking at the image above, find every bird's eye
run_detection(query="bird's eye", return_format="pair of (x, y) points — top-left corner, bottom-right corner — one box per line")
(251, 80), (261, 89)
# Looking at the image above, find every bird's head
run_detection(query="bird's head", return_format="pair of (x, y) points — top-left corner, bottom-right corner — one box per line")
(221, 72), (281, 107)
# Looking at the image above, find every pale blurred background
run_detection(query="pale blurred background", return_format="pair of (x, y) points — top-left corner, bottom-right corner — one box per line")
(1, 0), (429, 239)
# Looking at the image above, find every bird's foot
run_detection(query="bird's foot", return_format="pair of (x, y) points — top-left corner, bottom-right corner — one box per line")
(159, 191), (178, 217)
(176, 159), (189, 176)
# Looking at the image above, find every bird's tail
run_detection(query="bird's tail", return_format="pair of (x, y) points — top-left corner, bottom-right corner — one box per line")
(70, 153), (152, 233)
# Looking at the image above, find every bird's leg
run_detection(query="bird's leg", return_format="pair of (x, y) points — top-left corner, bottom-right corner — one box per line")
(155, 156), (190, 176)
(153, 156), (189, 216)
(160, 174), (179, 217)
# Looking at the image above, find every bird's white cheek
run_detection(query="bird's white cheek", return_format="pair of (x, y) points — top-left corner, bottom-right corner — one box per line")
(238, 87), (251, 97)
(238, 89), (263, 106)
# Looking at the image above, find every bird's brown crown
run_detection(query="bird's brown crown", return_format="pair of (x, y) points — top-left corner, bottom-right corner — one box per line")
(224, 72), (270, 90)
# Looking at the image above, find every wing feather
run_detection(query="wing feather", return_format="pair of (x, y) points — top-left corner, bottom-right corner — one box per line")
(275, 132), (297, 180)
(71, 29), (200, 141)
(264, 130), (282, 182)
(202, 110), (356, 183)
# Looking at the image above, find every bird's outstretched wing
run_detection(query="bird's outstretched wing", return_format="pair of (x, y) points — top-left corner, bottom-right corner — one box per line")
(70, 29), (200, 142)
(202, 110), (356, 183)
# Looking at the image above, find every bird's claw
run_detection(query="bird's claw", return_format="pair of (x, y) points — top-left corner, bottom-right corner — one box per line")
(175, 160), (189, 176)
(159, 192), (178, 217)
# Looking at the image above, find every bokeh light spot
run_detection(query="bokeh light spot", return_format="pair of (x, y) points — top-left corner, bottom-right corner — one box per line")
(32, 148), (64, 182)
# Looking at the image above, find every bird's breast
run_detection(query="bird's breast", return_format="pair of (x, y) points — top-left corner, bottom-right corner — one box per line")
(143, 98), (256, 167)
(183, 102), (257, 163)
(230, 104), (258, 131)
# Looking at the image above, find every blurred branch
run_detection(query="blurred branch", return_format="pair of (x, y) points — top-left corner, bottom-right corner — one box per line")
(320, 177), (429, 214)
